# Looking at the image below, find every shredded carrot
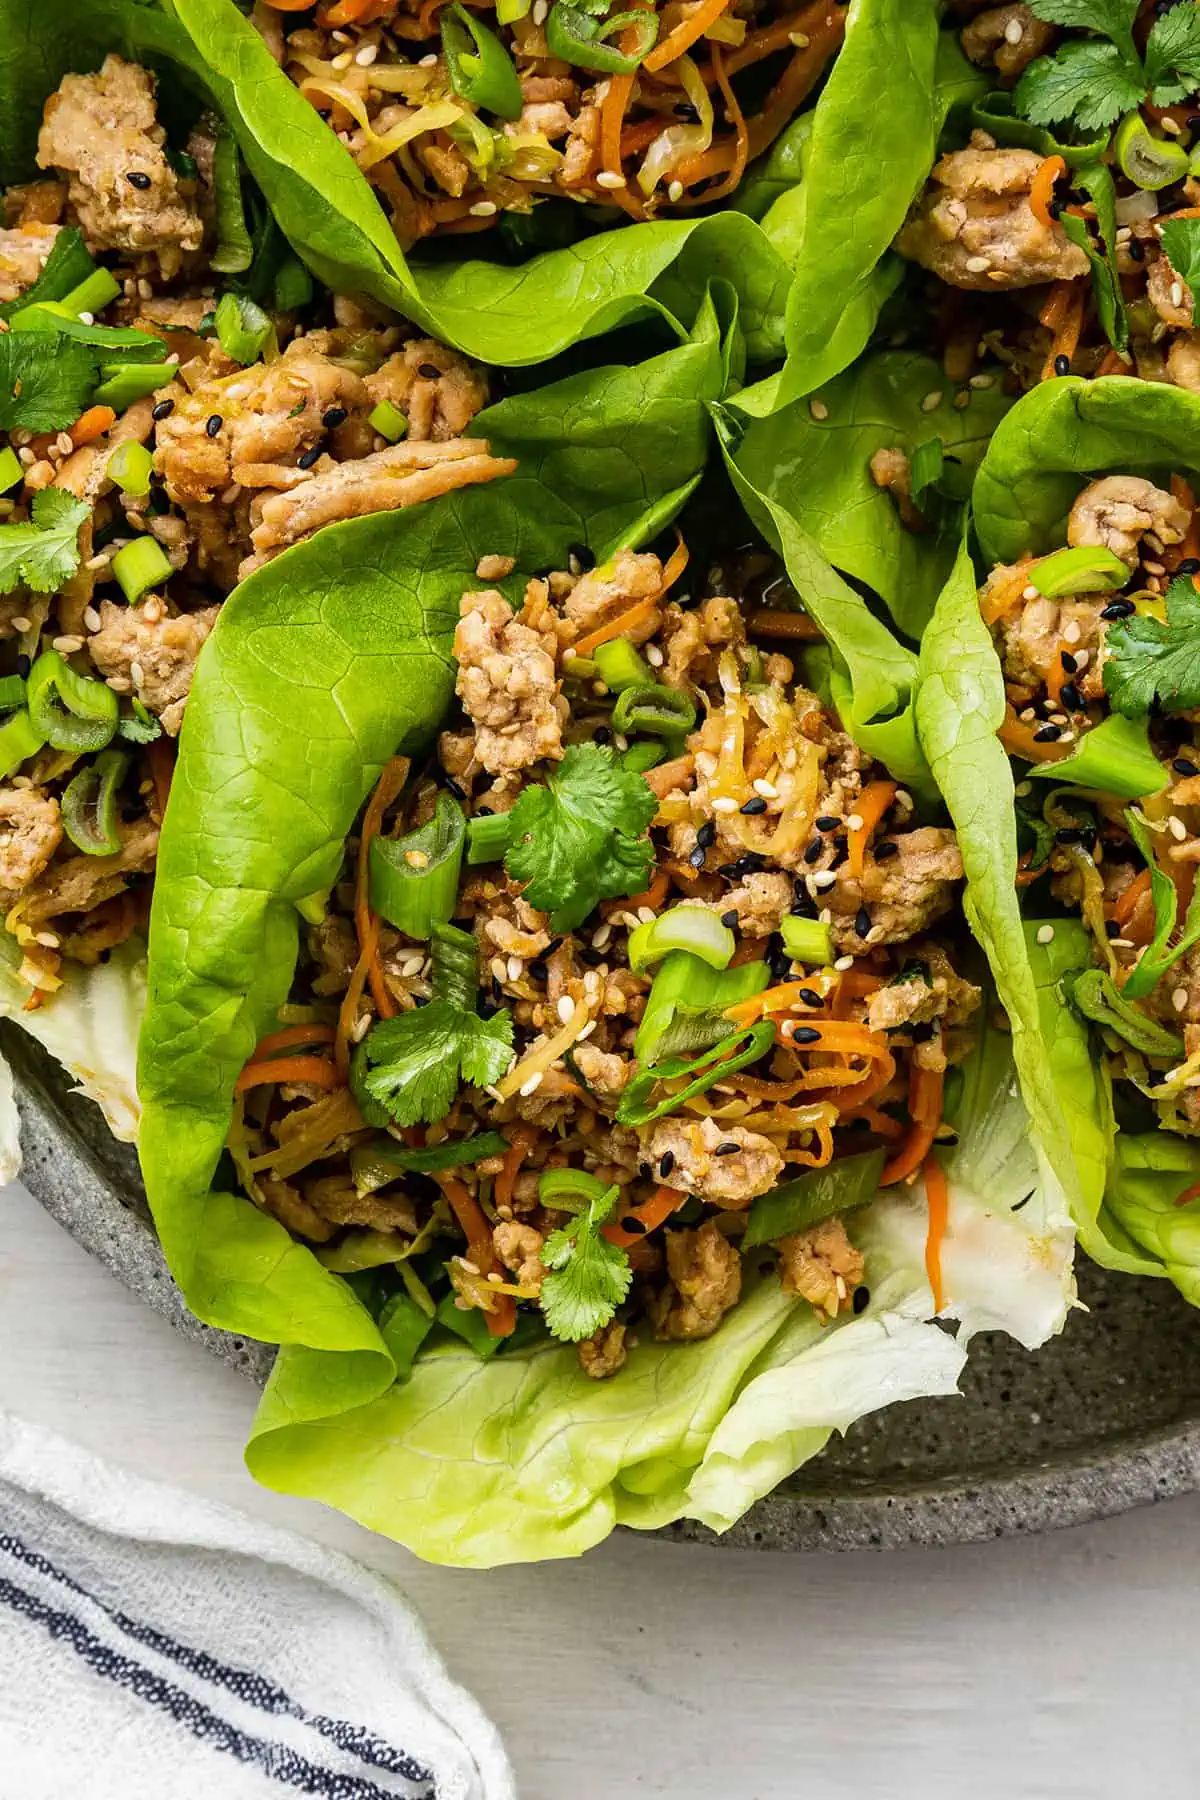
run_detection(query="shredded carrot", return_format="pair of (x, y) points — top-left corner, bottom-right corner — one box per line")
(619, 117), (665, 160)
(603, 1184), (683, 1247)
(573, 594), (658, 658)
(336, 912), (380, 1082)
(599, 0), (654, 179)
(437, 1176), (516, 1336)
(695, 45), (748, 205)
(1015, 849), (1045, 888)
(672, 14), (841, 189)
(252, 1023), (337, 1060)
(979, 558), (1036, 625)
(745, 608), (824, 641)
(644, 0), (732, 72)
(1095, 348), (1128, 377)
(703, 2), (839, 81)
(881, 1063), (944, 1186)
(146, 736), (175, 823)
(319, 0), (393, 21)
(354, 756), (409, 1027)
(652, 530), (689, 600)
(235, 1056), (341, 1096)
(1028, 154), (1065, 231)
(998, 707), (1072, 765)
(922, 1153), (949, 1313)
(1113, 866), (1152, 928)
(609, 868), (670, 917)
(847, 780), (897, 880)
(844, 1105), (904, 1142)
(263, 0), (319, 9)
(1040, 282), (1084, 382)
(496, 1125), (538, 1211)
(1039, 280), (1076, 333)
(1174, 1176), (1200, 1208)
(66, 405), (118, 447)
(725, 979), (819, 1023)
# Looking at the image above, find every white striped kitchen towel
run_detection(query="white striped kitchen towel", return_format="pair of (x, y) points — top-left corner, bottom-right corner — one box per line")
(0, 1412), (514, 1800)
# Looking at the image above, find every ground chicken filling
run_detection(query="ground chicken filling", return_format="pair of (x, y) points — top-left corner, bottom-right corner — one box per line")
(890, 4), (1200, 396)
(980, 468), (1200, 1136)
(0, 56), (504, 1004)
(232, 545), (982, 1377)
(259, 0), (846, 241)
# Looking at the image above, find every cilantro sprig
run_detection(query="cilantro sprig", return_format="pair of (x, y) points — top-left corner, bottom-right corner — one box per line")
(0, 333), (101, 434)
(0, 489), (90, 596)
(354, 922), (513, 1127)
(1103, 575), (1200, 716)
(504, 742), (657, 932)
(1016, 0), (1200, 133)
(539, 1180), (633, 1343)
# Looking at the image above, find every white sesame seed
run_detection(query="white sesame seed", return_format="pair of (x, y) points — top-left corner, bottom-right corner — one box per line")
(591, 681), (609, 698)
(469, 200), (498, 217)
(1072, 648), (1090, 670)
(399, 953), (425, 978)
(711, 796), (739, 813)
(613, 733), (629, 752)
(646, 644), (664, 667)
(557, 995), (575, 1024)
(595, 170), (625, 190)
(78, 311), (95, 326)
(637, 906), (656, 925)
(1162, 115), (1183, 136)
(10, 617), (30, 634)
(964, 255), (990, 274)
(419, 52), (438, 65)
(533, 0), (549, 19)
(51, 635), (83, 655)
(968, 373), (995, 389)
(1004, 16), (1024, 42)
(137, 278), (153, 301)
(351, 1011), (373, 1043)
(668, 181), (684, 204)
(331, 49), (353, 68)
(1022, 584), (1040, 601)
(1063, 620), (1082, 644)
(819, 907), (832, 925)
(1019, 706), (1037, 723)
(519, 1070), (544, 1097)
(1036, 924), (1056, 945)
(490, 956), (507, 984)
(845, 812), (864, 832)
(405, 848), (429, 869)
(83, 607), (101, 633)
(893, 789), (913, 812)
(1174, 986), (1190, 1013)
(577, 1019), (596, 1040)
(1172, 281), (1185, 309)
(920, 389), (943, 413)
(129, 660), (145, 689)
(1169, 815), (1189, 841)
(591, 922), (612, 950)
(355, 42), (379, 65)
(753, 778), (778, 798)
(808, 399), (829, 421)
(813, 870), (837, 890)
(1014, 780), (1032, 798)
(788, 29), (809, 46)
(16, 448), (34, 468)
(507, 955), (524, 983)
(593, 81), (611, 102)
(56, 432), (74, 457)
(834, 954), (855, 972)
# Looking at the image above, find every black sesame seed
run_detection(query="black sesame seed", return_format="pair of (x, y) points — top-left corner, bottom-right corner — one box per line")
(1047, 199), (1062, 221)
(126, 170), (152, 190)
(1179, 558), (1200, 576)
(297, 444), (323, 470)
(696, 821), (716, 849)
(475, 805), (494, 817)
(1128, 237), (1145, 263)
(874, 840), (898, 861)
(440, 773), (466, 802)
(1059, 681), (1082, 710)
(528, 958), (548, 984)
(658, 1151), (675, 1177)
(1060, 649), (1078, 674)
(852, 1285), (870, 1315)
(638, 1161), (652, 1180)
(1100, 598), (1135, 620)
(593, 726), (611, 746)
(911, 1022), (935, 1043)
(815, 814), (839, 832)
(620, 1216), (647, 1235)
(790, 893), (818, 919)
(803, 838), (824, 865)
(715, 1141), (740, 1156)
(322, 406), (348, 429)
(720, 909), (739, 928)
(418, 363), (442, 380)
(151, 398), (174, 422)
(740, 796), (767, 815)
(1105, 919), (1120, 938)
(205, 413), (223, 438)
(1033, 723), (1062, 742)
(797, 986), (822, 1006)
(791, 1025), (822, 1045)
(1055, 826), (1083, 845)
(854, 906), (871, 938)
(689, 845), (707, 869)
(1054, 354), (1071, 378)
(1174, 757), (1199, 776)
(15, 654), (30, 679)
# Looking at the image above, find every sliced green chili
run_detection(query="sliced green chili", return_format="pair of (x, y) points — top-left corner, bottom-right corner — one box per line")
(61, 748), (129, 855)
(636, 951), (768, 1065)
(27, 650), (118, 754)
(369, 792), (466, 939)
(214, 290), (276, 365)
(743, 1150), (885, 1250)
(466, 810), (513, 865)
(211, 124), (253, 275)
(546, 1), (658, 75)
(0, 675), (26, 713)
(0, 708), (45, 778)
(93, 362), (177, 411)
(620, 740), (666, 774)
(611, 680), (696, 739)
(628, 902), (735, 973)
(111, 536), (172, 603)
(780, 915), (833, 965)
(441, 3), (524, 119)
(616, 1019), (777, 1127)
(59, 267), (122, 318)
(970, 92), (1107, 167)
(1114, 113), (1190, 190)
(594, 638), (652, 692)
(1069, 967), (1185, 1059)
(537, 1167), (615, 1214)
(1030, 544), (1129, 599)
(368, 399), (408, 442)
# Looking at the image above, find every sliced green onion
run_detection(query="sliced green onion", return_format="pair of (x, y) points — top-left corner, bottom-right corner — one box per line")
(26, 650), (118, 753)
(0, 674), (26, 713)
(0, 708), (45, 777)
(636, 950), (769, 1066)
(611, 680), (696, 739)
(538, 1167), (616, 1214)
(61, 748), (129, 855)
(111, 535), (172, 604)
(355, 1128), (510, 1179)
(1114, 113), (1190, 191)
(211, 124), (253, 275)
(466, 809), (513, 864)
(1121, 807), (1200, 999)
(93, 361), (177, 411)
(616, 1019), (776, 1127)
(561, 654), (599, 681)
(1030, 544), (1129, 599)
(1069, 967), (1185, 1059)
(107, 441), (153, 498)
(593, 638), (652, 692)
(0, 227), (93, 326)
(214, 290), (275, 366)
(0, 447), (22, 493)
(441, 2), (524, 119)
(430, 919), (482, 1011)
(743, 1150), (885, 1250)
(546, 0), (658, 75)
(628, 902), (735, 973)
(496, 0), (532, 19)
(369, 792), (465, 939)
(368, 399), (408, 442)
(58, 267), (122, 318)
(620, 740), (666, 774)
(448, 111), (502, 177)
(780, 915), (833, 965)
(1026, 713), (1166, 802)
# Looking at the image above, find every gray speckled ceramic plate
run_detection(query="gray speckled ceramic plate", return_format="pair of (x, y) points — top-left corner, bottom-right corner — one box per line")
(11, 1019), (1200, 1550)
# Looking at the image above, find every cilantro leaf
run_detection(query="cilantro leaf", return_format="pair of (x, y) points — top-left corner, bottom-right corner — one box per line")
(504, 742), (657, 932)
(0, 333), (100, 433)
(0, 489), (90, 596)
(361, 1000), (514, 1127)
(1158, 216), (1200, 296)
(1027, 0), (1139, 62)
(539, 1182), (633, 1343)
(1102, 576), (1200, 716)
(1144, 3), (1200, 101)
(0, 227), (95, 325)
(1016, 39), (1145, 131)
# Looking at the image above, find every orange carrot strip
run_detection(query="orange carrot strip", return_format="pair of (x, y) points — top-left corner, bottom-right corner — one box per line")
(673, 16), (841, 188)
(847, 779), (897, 879)
(998, 706), (1072, 765)
(1113, 867), (1152, 928)
(1040, 283), (1083, 382)
(496, 1124), (538, 1211)
(437, 1175), (516, 1336)
(1174, 1176), (1200, 1208)
(608, 868), (670, 917)
(336, 913), (379, 1081)
(252, 1023), (337, 1060)
(320, 0), (393, 21)
(1095, 348), (1128, 376)
(881, 1063), (944, 1186)
(263, 0), (319, 9)
(922, 1154), (949, 1313)
(1029, 154), (1065, 230)
(692, 44), (748, 205)
(644, 0), (732, 72)
(354, 756), (409, 1026)
(67, 405), (118, 447)
(602, 1184), (683, 1247)
(570, 542), (686, 657)
(234, 1056), (341, 1095)
(1039, 279), (1075, 332)
(599, 0), (655, 179)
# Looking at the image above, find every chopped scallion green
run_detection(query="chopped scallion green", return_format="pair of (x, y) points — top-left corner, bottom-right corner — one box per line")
(593, 637), (652, 692)
(107, 440), (154, 498)
(628, 903), (735, 973)
(0, 708), (45, 778)
(466, 809), (513, 864)
(368, 398), (408, 442)
(93, 362), (177, 411)
(111, 535), (172, 604)
(780, 915), (833, 965)
(58, 268), (122, 318)
(368, 791), (466, 939)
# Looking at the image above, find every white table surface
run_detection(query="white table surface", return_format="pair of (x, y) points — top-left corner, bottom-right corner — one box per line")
(1, 1173), (1195, 1799)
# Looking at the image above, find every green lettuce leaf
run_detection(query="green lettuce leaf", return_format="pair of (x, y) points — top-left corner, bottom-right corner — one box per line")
(972, 375), (1200, 564)
(1103, 1133), (1200, 1306)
